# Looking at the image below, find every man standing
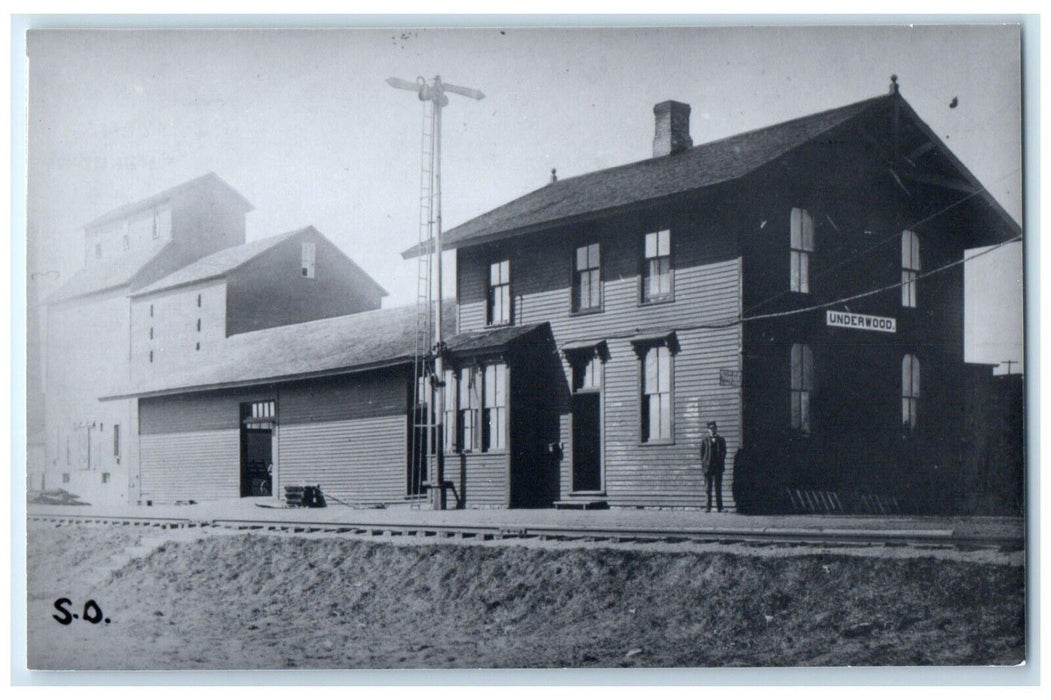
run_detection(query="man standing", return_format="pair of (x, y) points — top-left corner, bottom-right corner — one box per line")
(700, 421), (727, 512)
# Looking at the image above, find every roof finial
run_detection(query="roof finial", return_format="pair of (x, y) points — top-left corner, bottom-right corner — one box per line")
(889, 74), (899, 95)
(551, 168), (558, 183)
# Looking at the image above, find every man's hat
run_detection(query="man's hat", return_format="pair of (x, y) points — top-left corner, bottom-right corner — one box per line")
(706, 421), (718, 430)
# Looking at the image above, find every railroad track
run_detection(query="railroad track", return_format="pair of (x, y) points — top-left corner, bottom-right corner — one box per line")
(26, 512), (1024, 550)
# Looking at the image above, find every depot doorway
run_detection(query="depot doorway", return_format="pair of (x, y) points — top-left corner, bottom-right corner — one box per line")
(240, 400), (276, 497)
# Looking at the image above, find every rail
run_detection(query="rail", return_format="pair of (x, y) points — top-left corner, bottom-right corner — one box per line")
(27, 512), (1024, 550)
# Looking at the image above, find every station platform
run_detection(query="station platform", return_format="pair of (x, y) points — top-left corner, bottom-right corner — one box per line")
(26, 498), (1025, 544)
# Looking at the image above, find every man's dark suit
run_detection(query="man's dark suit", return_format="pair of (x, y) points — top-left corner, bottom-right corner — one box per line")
(700, 433), (727, 511)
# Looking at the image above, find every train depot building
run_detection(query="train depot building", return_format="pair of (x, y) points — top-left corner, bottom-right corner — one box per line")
(403, 83), (1019, 513)
(72, 83), (1021, 514)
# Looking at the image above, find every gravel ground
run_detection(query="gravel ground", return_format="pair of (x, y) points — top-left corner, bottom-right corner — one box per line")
(26, 522), (1025, 670)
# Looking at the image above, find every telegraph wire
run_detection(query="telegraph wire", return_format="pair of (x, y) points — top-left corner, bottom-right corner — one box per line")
(743, 166), (1022, 315)
(556, 234), (1023, 348)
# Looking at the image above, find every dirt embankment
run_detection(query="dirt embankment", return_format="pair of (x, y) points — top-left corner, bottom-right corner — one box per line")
(27, 524), (1025, 669)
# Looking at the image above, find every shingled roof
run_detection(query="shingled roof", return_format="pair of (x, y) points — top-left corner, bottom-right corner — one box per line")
(48, 238), (174, 304)
(402, 94), (892, 257)
(130, 228), (303, 297)
(104, 301), (455, 399)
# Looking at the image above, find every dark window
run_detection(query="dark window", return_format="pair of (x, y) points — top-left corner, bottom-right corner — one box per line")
(197, 293), (202, 308)
(196, 341), (200, 351)
(149, 350), (153, 363)
(573, 243), (601, 311)
(790, 343), (814, 432)
(902, 354), (921, 430)
(149, 326), (153, 340)
(196, 318), (201, 332)
(642, 230), (672, 303)
(459, 367), (482, 452)
(790, 208), (814, 293)
(483, 364), (507, 451)
(101, 472), (110, 484)
(62, 473), (70, 484)
(902, 230), (920, 308)
(149, 304), (154, 318)
(113, 424), (120, 457)
(641, 344), (673, 442)
(301, 242), (316, 279)
(442, 369), (457, 453)
(487, 260), (511, 325)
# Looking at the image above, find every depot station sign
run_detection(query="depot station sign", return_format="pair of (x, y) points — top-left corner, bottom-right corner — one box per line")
(825, 310), (897, 333)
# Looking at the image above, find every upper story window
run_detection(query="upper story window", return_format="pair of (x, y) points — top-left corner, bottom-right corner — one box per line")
(573, 243), (601, 312)
(902, 230), (921, 308)
(642, 229), (672, 303)
(487, 260), (511, 326)
(902, 353), (921, 431)
(790, 208), (814, 293)
(95, 242), (102, 259)
(155, 207), (172, 239)
(301, 242), (316, 279)
(790, 343), (814, 433)
(641, 344), (673, 442)
(113, 424), (121, 458)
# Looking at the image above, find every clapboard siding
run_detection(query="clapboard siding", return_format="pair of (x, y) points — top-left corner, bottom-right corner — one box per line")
(140, 429), (240, 502)
(140, 387), (277, 434)
(278, 370), (408, 424)
(278, 415), (407, 504)
(458, 208), (743, 508)
(446, 452), (509, 507)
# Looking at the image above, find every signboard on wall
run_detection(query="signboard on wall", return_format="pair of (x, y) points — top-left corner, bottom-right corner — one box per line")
(826, 310), (897, 333)
(719, 369), (742, 387)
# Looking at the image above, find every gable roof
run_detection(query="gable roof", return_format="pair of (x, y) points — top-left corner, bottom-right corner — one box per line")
(130, 225), (389, 299)
(403, 91), (1019, 257)
(103, 301), (455, 400)
(47, 237), (174, 304)
(130, 228), (304, 297)
(85, 172), (253, 230)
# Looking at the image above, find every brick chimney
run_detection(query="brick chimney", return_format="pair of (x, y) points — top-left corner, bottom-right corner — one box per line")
(652, 100), (693, 157)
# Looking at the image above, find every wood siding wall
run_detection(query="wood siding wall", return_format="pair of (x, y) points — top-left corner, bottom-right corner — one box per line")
(137, 368), (413, 504)
(456, 201), (743, 509)
(140, 429), (240, 502)
(278, 415), (407, 504)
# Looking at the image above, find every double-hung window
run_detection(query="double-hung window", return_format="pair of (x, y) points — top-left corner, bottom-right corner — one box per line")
(790, 343), (814, 433)
(442, 369), (457, 453)
(483, 364), (508, 451)
(902, 230), (920, 308)
(902, 354), (921, 430)
(487, 260), (511, 325)
(641, 344), (673, 442)
(459, 367), (482, 452)
(790, 208), (814, 293)
(642, 230), (672, 303)
(301, 242), (316, 279)
(573, 243), (601, 311)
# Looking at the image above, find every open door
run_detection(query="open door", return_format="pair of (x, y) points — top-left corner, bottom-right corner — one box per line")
(240, 400), (275, 497)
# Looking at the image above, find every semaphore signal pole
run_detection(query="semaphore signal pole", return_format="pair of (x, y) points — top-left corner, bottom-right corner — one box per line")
(387, 75), (484, 510)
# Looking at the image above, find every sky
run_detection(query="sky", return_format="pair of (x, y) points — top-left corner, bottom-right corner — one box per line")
(25, 24), (1024, 370)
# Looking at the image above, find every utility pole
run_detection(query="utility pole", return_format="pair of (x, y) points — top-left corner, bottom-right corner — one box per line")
(387, 75), (484, 509)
